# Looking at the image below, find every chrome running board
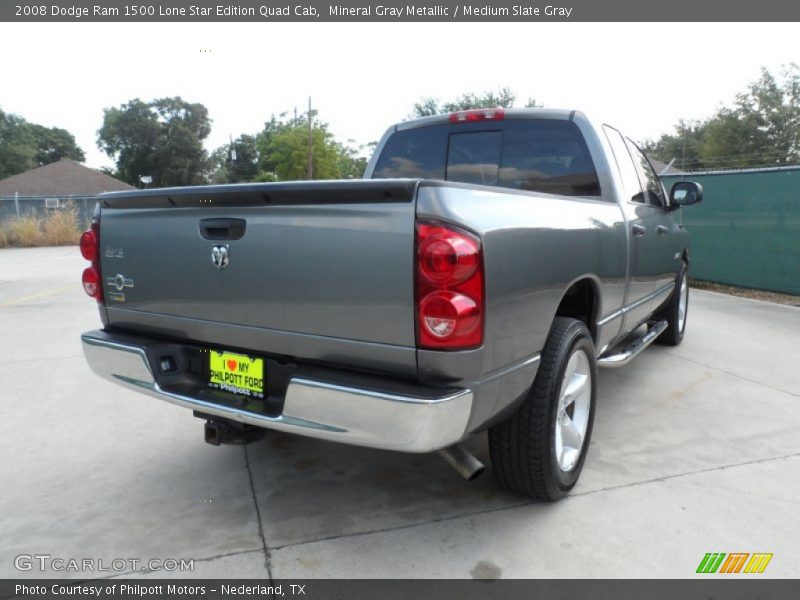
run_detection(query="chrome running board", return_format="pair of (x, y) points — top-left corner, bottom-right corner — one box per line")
(597, 320), (668, 368)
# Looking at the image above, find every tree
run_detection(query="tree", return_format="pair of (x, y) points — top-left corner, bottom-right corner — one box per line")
(646, 64), (800, 170)
(208, 134), (259, 184)
(688, 68), (799, 169)
(252, 110), (370, 181)
(335, 139), (371, 179)
(0, 108), (85, 179)
(97, 97), (211, 187)
(411, 87), (518, 118)
(30, 124), (86, 166)
(0, 110), (34, 178)
(253, 113), (292, 179)
(206, 106), (371, 184)
(643, 120), (707, 171)
(410, 97), (441, 118)
(265, 117), (345, 180)
(699, 109), (769, 169)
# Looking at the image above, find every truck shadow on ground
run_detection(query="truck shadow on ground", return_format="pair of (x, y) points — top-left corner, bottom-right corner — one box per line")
(239, 364), (651, 549)
(243, 431), (532, 548)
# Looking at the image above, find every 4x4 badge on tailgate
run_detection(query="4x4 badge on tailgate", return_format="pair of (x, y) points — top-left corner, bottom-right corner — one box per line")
(211, 245), (230, 269)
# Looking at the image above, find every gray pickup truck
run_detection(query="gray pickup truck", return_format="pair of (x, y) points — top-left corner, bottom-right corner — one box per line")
(80, 108), (702, 500)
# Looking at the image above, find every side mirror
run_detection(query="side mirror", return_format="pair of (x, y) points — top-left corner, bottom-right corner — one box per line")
(670, 181), (703, 207)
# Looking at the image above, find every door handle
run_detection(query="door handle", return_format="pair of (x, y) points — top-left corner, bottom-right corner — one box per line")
(656, 225), (669, 236)
(631, 224), (646, 238)
(199, 218), (246, 241)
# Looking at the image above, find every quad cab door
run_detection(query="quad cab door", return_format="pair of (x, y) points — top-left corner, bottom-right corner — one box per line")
(603, 126), (675, 330)
(624, 138), (681, 307)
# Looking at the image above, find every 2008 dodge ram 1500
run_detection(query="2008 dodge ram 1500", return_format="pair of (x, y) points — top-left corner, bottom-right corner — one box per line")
(80, 108), (702, 500)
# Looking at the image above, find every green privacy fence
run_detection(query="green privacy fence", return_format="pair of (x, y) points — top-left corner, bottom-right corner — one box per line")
(661, 166), (800, 296)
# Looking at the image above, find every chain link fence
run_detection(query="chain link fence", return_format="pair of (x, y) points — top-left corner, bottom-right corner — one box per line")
(0, 195), (97, 226)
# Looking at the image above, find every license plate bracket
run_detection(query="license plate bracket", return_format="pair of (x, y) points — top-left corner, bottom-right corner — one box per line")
(207, 349), (265, 399)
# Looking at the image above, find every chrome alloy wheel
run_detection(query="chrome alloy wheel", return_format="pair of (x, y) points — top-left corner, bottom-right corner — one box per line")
(555, 348), (592, 472)
(678, 273), (689, 333)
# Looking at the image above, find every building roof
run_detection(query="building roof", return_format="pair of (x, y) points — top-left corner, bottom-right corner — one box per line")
(0, 159), (134, 197)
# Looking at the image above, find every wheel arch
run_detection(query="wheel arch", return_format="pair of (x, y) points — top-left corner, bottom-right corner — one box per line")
(553, 276), (601, 342)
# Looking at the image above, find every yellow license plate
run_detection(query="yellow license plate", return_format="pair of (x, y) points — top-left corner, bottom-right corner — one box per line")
(208, 350), (265, 398)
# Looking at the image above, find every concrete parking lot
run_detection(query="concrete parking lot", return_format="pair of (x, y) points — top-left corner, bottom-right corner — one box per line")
(1, 246), (798, 579)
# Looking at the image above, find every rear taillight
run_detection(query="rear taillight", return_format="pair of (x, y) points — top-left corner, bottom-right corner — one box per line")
(80, 221), (103, 303)
(82, 266), (100, 297)
(448, 108), (505, 123)
(79, 228), (97, 261)
(416, 221), (483, 349)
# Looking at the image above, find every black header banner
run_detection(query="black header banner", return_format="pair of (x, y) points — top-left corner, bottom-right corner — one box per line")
(3, 0), (800, 22)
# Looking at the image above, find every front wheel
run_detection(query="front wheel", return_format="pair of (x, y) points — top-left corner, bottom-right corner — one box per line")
(489, 317), (597, 501)
(654, 261), (688, 346)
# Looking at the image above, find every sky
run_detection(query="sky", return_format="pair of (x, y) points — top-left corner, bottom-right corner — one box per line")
(1, 22), (798, 170)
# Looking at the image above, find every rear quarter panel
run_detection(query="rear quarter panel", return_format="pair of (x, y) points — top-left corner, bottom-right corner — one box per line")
(416, 183), (628, 426)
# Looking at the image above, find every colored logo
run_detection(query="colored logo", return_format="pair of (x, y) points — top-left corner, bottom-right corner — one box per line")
(696, 553), (773, 574)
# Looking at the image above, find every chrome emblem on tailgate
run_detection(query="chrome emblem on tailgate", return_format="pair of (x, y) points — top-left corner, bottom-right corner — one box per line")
(106, 273), (134, 302)
(107, 273), (134, 291)
(211, 245), (229, 269)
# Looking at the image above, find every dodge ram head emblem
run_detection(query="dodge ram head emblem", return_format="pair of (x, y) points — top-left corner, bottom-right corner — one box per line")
(211, 245), (229, 269)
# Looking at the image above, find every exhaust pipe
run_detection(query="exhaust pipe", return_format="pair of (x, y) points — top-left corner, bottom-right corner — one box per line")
(438, 443), (485, 481)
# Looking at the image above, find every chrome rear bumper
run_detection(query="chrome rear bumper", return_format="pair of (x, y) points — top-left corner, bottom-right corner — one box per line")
(81, 330), (473, 453)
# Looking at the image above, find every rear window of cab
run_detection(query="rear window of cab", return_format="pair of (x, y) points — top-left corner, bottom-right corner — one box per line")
(372, 119), (600, 197)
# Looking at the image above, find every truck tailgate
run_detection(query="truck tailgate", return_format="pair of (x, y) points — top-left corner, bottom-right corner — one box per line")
(97, 180), (419, 374)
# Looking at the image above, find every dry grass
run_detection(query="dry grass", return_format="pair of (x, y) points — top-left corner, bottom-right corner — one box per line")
(0, 206), (84, 247)
(5, 216), (43, 247)
(41, 208), (82, 245)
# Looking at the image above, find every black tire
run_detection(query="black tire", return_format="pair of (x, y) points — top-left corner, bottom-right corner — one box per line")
(489, 317), (597, 501)
(654, 261), (688, 347)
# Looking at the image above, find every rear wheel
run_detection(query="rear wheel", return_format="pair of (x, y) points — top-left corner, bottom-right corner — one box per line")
(654, 261), (688, 346)
(489, 317), (596, 501)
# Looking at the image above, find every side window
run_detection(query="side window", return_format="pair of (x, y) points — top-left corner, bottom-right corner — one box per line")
(625, 139), (666, 208)
(603, 125), (642, 202)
